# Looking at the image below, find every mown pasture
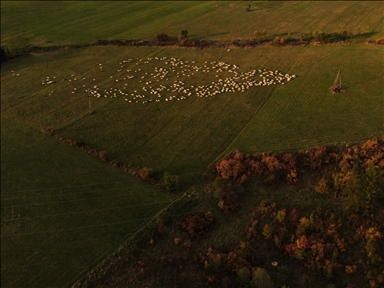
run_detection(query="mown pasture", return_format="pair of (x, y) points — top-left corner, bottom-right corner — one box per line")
(1, 1), (383, 50)
(2, 44), (383, 185)
(1, 119), (177, 287)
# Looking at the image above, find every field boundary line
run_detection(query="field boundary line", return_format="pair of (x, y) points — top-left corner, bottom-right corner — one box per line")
(215, 45), (310, 160)
(65, 192), (188, 288)
(1, 200), (174, 221)
(133, 94), (203, 154)
(219, 88), (275, 157)
(1, 217), (150, 238)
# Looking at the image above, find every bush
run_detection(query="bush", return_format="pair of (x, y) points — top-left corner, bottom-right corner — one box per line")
(338, 30), (348, 40)
(262, 224), (273, 240)
(178, 39), (195, 47)
(138, 167), (153, 181)
(274, 36), (281, 45)
(98, 150), (109, 162)
(315, 178), (331, 195)
(160, 171), (179, 192)
(251, 268), (273, 288)
(178, 211), (215, 239)
(212, 177), (243, 211)
(280, 37), (288, 45)
(155, 33), (169, 42)
(237, 266), (251, 286)
(178, 30), (188, 41)
(312, 31), (328, 43)
(213, 177), (229, 198)
(216, 158), (246, 180)
(376, 38), (384, 45)
(1, 46), (8, 63)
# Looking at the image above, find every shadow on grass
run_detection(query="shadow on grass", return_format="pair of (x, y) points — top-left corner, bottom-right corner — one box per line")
(352, 31), (377, 39)
(194, 32), (229, 40)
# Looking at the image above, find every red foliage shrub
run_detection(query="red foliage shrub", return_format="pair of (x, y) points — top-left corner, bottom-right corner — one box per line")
(98, 150), (109, 162)
(216, 159), (246, 180)
(280, 37), (288, 45)
(289, 208), (300, 223)
(178, 212), (215, 239)
(281, 153), (297, 170)
(303, 146), (328, 170)
(262, 156), (282, 172)
(248, 159), (264, 176)
(138, 167), (153, 181)
(286, 169), (298, 184)
(240, 174), (248, 184)
(233, 150), (245, 161)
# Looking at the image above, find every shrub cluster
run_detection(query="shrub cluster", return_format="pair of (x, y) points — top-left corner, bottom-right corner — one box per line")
(242, 201), (384, 287)
(212, 177), (244, 211)
(177, 211), (215, 239)
(44, 130), (166, 186)
(214, 149), (299, 185)
(155, 33), (169, 42)
(211, 137), (384, 190)
(158, 171), (180, 192)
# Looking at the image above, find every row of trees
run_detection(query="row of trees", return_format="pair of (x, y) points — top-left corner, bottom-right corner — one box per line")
(210, 137), (383, 184)
(45, 130), (181, 192)
(155, 30), (189, 42)
(208, 137), (384, 216)
(155, 29), (352, 48)
(250, 29), (353, 45)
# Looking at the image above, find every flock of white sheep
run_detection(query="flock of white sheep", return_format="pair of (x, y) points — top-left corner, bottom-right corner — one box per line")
(40, 56), (296, 104)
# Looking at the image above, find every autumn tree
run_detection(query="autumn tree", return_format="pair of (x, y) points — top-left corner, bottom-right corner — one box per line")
(137, 167), (153, 181)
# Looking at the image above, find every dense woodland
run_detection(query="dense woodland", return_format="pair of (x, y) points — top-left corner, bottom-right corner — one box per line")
(74, 137), (384, 288)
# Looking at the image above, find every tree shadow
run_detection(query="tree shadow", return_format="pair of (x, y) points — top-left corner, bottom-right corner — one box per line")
(195, 32), (229, 40)
(354, 31), (377, 39)
(269, 32), (299, 38)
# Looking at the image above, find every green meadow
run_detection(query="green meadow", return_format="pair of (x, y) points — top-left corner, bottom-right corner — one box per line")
(1, 1), (383, 50)
(1, 118), (177, 287)
(1, 1), (383, 287)
(2, 44), (383, 182)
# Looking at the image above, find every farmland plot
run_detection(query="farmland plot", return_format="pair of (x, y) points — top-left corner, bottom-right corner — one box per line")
(2, 44), (383, 185)
(1, 119), (176, 287)
(1, 1), (383, 50)
(224, 44), (384, 154)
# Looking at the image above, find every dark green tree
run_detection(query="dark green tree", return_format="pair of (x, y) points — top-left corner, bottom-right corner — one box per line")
(178, 30), (188, 41)
(1, 46), (8, 63)
(161, 171), (179, 192)
(341, 163), (383, 216)
(155, 33), (169, 42)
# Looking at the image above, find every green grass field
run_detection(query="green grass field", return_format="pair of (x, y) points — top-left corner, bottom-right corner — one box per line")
(2, 44), (383, 183)
(1, 1), (383, 287)
(1, 119), (177, 287)
(1, 1), (383, 50)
